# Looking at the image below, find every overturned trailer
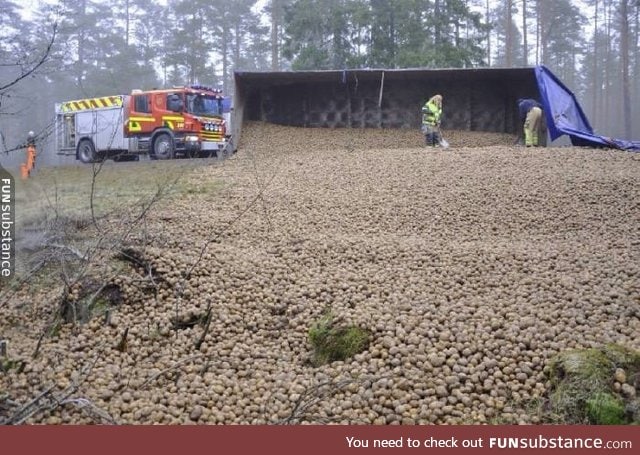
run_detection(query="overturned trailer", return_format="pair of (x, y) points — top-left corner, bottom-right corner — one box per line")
(233, 66), (640, 151)
(234, 67), (539, 139)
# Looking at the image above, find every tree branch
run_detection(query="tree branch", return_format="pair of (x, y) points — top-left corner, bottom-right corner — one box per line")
(0, 23), (58, 93)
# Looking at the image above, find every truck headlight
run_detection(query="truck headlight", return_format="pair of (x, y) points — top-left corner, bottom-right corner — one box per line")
(186, 135), (198, 142)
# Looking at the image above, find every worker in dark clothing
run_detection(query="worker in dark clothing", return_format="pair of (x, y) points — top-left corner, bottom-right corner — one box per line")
(517, 98), (543, 146)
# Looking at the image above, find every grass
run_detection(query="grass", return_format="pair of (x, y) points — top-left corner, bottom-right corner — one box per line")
(0, 357), (26, 374)
(308, 311), (370, 367)
(586, 392), (626, 425)
(545, 344), (640, 424)
(6, 159), (224, 301)
(15, 159), (222, 227)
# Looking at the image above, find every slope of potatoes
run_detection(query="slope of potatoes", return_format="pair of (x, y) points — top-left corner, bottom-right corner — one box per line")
(2, 121), (639, 424)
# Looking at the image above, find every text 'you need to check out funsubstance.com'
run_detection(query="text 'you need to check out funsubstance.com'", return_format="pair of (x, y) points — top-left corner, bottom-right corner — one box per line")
(345, 435), (633, 450)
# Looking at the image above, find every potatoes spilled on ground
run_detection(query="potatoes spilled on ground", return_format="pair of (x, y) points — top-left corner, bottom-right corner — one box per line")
(1, 122), (639, 424)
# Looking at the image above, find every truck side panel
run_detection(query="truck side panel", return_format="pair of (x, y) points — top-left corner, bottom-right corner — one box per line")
(95, 108), (127, 151)
(75, 111), (95, 139)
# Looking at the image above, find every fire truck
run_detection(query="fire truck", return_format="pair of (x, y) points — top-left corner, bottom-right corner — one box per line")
(55, 85), (229, 163)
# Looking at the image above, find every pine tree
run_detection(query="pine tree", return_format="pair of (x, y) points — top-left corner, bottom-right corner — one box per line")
(491, 0), (522, 67)
(537, 0), (585, 88)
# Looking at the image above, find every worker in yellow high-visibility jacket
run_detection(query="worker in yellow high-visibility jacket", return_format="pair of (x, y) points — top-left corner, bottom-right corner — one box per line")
(421, 94), (443, 147)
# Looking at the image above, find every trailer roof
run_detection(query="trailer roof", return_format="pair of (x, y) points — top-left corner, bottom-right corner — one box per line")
(234, 66), (536, 86)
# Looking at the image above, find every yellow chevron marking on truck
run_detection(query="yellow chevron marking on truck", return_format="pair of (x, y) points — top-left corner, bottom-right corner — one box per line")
(127, 116), (155, 132)
(61, 96), (123, 113)
(162, 116), (184, 130)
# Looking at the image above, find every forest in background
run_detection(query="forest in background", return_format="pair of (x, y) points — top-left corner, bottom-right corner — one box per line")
(0, 0), (638, 166)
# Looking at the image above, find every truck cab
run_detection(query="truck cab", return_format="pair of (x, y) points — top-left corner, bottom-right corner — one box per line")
(126, 85), (227, 159)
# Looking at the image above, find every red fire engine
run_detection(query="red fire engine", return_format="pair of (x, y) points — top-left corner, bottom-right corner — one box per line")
(55, 85), (229, 162)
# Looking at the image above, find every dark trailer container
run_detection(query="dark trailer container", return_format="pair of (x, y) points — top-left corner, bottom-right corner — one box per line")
(233, 66), (640, 152)
(233, 67), (540, 142)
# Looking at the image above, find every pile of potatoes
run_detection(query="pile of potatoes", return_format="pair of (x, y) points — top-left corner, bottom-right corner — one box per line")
(1, 121), (638, 424)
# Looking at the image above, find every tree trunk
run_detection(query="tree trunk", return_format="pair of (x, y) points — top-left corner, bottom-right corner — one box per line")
(635, 1), (639, 132)
(540, 0), (548, 64)
(222, 24), (230, 94)
(271, 0), (280, 71)
(389, 8), (396, 67)
(535, 0), (540, 64)
(506, 0), (513, 66)
(486, 0), (491, 65)
(620, 0), (632, 138)
(592, 0), (599, 121)
(77, 0), (87, 85)
(434, 0), (442, 47)
(522, 0), (528, 65)
(125, 0), (130, 47)
(604, 0), (612, 134)
(234, 19), (241, 69)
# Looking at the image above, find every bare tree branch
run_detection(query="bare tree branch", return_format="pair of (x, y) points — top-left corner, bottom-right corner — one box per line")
(1, 353), (107, 425)
(0, 23), (58, 93)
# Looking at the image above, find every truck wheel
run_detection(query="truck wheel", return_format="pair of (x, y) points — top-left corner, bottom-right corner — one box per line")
(152, 133), (175, 159)
(77, 139), (98, 163)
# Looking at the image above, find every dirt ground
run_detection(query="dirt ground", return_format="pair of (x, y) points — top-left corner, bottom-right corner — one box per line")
(1, 122), (639, 424)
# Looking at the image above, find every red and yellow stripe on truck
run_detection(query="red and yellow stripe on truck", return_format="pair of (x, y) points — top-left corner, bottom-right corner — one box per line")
(60, 96), (123, 113)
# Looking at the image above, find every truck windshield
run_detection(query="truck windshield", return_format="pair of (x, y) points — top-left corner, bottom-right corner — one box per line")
(186, 94), (222, 116)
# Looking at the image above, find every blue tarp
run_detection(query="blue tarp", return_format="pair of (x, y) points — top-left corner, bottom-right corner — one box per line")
(535, 65), (640, 151)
